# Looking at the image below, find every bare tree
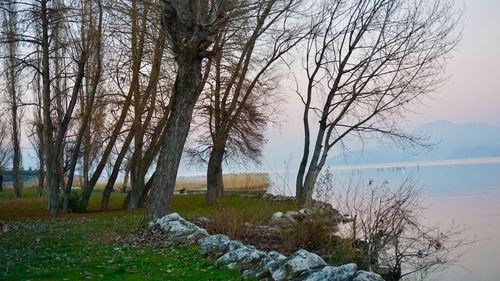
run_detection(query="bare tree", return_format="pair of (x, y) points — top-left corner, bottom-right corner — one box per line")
(1, 0), (23, 198)
(186, 0), (305, 204)
(334, 180), (471, 280)
(62, 0), (104, 212)
(145, 0), (234, 220)
(296, 0), (462, 206)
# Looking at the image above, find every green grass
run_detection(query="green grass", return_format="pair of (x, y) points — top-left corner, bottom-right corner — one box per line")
(0, 187), (298, 280)
(0, 215), (241, 280)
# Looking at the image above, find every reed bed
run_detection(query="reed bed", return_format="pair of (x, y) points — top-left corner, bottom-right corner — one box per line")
(175, 172), (269, 192)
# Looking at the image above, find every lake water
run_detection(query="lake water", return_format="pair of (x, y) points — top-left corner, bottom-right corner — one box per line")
(268, 157), (500, 281)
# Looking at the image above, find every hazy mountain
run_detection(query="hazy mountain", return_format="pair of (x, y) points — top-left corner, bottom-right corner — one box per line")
(329, 121), (500, 164)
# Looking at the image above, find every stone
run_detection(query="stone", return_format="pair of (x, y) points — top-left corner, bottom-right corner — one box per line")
(271, 212), (284, 220)
(199, 234), (231, 257)
(198, 235), (246, 258)
(299, 208), (311, 215)
(149, 212), (182, 227)
(352, 270), (385, 281)
(242, 250), (287, 280)
(283, 213), (297, 224)
(149, 212), (209, 243)
(269, 249), (327, 280)
(216, 245), (266, 270)
(300, 263), (358, 281)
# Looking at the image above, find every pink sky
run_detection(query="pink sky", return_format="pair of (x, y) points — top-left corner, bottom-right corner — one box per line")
(410, 0), (500, 126)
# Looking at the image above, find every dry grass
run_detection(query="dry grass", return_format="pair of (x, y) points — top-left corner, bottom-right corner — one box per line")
(175, 172), (269, 192)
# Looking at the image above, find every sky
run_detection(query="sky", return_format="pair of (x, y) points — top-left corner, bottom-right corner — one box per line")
(16, 0), (500, 173)
(257, 0), (500, 171)
(409, 0), (500, 126)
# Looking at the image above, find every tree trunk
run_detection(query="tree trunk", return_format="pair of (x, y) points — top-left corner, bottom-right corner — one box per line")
(4, 0), (22, 198)
(145, 54), (203, 220)
(206, 146), (225, 205)
(128, 166), (145, 210)
(121, 172), (154, 210)
(121, 164), (130, 193)
(79, 88), (133, 210)
(101, 130), (133, 211)
(11, 95), (22, 199)
(40, 0), (59, 217)
(296, 166), (320, 207)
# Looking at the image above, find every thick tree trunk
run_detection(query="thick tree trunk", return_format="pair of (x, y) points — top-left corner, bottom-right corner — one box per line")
(297, 170), (319, 206)
(121, 164), (130, 193)
(206, 146), (225, 205)
(129, 163), (146, 210)
(145, 55), (203, 220)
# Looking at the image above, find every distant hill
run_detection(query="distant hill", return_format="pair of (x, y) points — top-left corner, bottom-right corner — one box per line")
(329, 121), (500, 164)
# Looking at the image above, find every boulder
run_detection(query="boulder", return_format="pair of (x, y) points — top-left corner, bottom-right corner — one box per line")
(271, 212), (284, 220)
(299, 208), (312, 215)
(269, 249), (327, 281)
(198, 234), (245, 258)
(243, 251), (287, 279)
(216, 245), (266, 270)
(149, 212), (208, 243)
(352, 270), (385, 281)
(300, 263), (358, 281)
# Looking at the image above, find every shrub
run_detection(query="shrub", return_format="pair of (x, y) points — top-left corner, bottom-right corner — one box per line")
(281, 211), (337, 255)
(203, 205), (260, 239)
(58, 190), (86, 213)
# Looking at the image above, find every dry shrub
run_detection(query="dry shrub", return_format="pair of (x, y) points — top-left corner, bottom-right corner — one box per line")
(281, 211), (338, 256)
(202, 205), (261, 240)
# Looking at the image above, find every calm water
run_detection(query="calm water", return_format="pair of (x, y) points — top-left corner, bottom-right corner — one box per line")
(268, 157), (500, 281)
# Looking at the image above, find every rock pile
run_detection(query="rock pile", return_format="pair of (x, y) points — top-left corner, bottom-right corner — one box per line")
(150, 213), (383, 281)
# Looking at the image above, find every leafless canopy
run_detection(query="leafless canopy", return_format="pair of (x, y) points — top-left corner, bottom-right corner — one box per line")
(296, 0), (462, 205)
(334, 180), (473, 280)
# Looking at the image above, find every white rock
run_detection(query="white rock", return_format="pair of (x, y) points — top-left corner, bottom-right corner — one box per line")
(241, 250), (287, 280)
(199, 234), (230, 257)
(149, 213), (208, 243)
(269, 249), (327, 281)
(271, 212), (284, 220)
(283, 213), (297, 224)
(198, 235), (246, 259)
(301, 263), (358, 281)
(216, 245), (266, 270)
(353, 270), (385, 281)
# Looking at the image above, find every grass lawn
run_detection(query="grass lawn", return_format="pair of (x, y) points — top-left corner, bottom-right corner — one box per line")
(0, 187), (298, 280)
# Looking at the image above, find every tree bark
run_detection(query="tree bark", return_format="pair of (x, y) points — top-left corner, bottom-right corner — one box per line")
(40, 0), (59, 217)
(100, 130), (133, 211)
(206, 146), (225, 205)
(145, 54), (203, 220)
(64, 0), (103, 212)
(4, 0), (23, 198)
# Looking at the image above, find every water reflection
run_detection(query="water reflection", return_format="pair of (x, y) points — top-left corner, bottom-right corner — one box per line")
(268, 159), (500, 281)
